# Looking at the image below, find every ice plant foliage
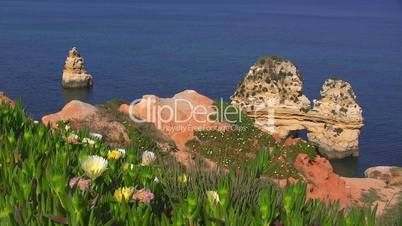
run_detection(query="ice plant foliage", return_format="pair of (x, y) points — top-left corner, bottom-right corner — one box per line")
(0, 101), (385, 225)
(81, 155), (108, 179)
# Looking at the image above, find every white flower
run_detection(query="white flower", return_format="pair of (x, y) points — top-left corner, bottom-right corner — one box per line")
(81, 156), (108, 179)
(82, 138), (96, 146)
(65, 125), (71, 131)
(89, 132), (103, 140)
(141, 151), (156, 166)
(116, 148), (126, 158)
(66, 133), (79, 144)
(33, 120), (39, 124)
(154, 177), (160, 183)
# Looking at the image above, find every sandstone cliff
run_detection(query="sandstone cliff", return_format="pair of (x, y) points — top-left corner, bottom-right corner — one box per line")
(62, 47), (93, 88)
(231, 56), (363, 158)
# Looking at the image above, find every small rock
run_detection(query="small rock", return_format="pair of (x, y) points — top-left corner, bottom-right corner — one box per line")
(364, 166), (402, 185)
(62, 47), (93, 88)
(42, 100), (97, 126)
(0, 91), (14, 107)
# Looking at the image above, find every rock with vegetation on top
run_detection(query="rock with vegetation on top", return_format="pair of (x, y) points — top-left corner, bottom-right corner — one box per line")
(230, 56), (363, 158)
(61, 47), (93, 88)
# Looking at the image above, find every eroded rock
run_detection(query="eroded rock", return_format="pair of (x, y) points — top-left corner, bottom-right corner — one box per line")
(119, 90), (230, 150)
(0, 91), (14, 107)
(42, 100), (97, 126)
(231, 56), (364, 158)
(364, 166), (402, 185)
(42, 100), (129, 146)
(294, 153), (351, 206)
(62, 47), (93, 88)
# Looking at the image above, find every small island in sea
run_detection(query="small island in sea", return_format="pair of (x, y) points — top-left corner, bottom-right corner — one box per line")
(0, 0), (401, 225)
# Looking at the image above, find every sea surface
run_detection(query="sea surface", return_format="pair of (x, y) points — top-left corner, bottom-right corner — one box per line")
(1, 0), (401, 176)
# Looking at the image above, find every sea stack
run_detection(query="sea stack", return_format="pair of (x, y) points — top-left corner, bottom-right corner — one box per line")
(231, 56), (364, 158)
(61, 47), (93, 88)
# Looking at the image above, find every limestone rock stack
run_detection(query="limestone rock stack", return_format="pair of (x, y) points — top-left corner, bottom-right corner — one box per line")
(61, 47), (93, 88)
(231, 56), (310, 137)
(307, 79), (363, 157)
(231, 56), (364, 158)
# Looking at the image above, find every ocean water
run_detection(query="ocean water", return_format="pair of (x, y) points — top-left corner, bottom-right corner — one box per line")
(0, 0), (401, 176)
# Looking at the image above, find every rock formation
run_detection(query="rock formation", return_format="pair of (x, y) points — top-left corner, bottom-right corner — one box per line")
(42, 100), (129, 146)
(294, 153), (351, 206)
(62, 47), (93, 88)
(0, 91), (14, 107)
(119, 90), (230, 149)
(42, 100), (97, 125)
(294, 154), (401, 214)
(364, 166), (402, 185)
(231, 56), (363, 158)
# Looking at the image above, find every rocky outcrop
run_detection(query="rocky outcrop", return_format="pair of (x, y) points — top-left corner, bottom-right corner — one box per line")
(62, 47), (93, 88)
(307, 79), (363, 157)
(364, 166), (402, 186)
(294, 154), (351, 206)
(119, 90), (230, 150)
(42, 100), (97, 126)
(294, 154), (401, 214)
(231, 56), (363, 158)
(0, 91), (14, 107)
(42, 100), (129, 146)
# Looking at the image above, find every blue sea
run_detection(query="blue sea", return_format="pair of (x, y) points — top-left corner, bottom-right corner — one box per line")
(1, 0), (401, 176)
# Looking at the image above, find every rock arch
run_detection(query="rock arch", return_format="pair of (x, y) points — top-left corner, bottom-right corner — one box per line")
(231, 56), (363, 158)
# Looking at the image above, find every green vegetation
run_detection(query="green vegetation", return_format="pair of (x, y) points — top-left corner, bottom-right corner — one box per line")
(360, 188), (382, 205)
(377, 191), (402, 226)
(0, 101), (389, 225)
(187, 100), (316, 178)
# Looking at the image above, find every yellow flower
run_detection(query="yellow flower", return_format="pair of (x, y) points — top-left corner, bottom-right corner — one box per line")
(81, 156), (108, 179)
(122, 163), (135, 171)
(178, 174), (188, 184)
(114, 187), (134, 202)
(108, 150), (122, 160)
(206, 190), (220, 205)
